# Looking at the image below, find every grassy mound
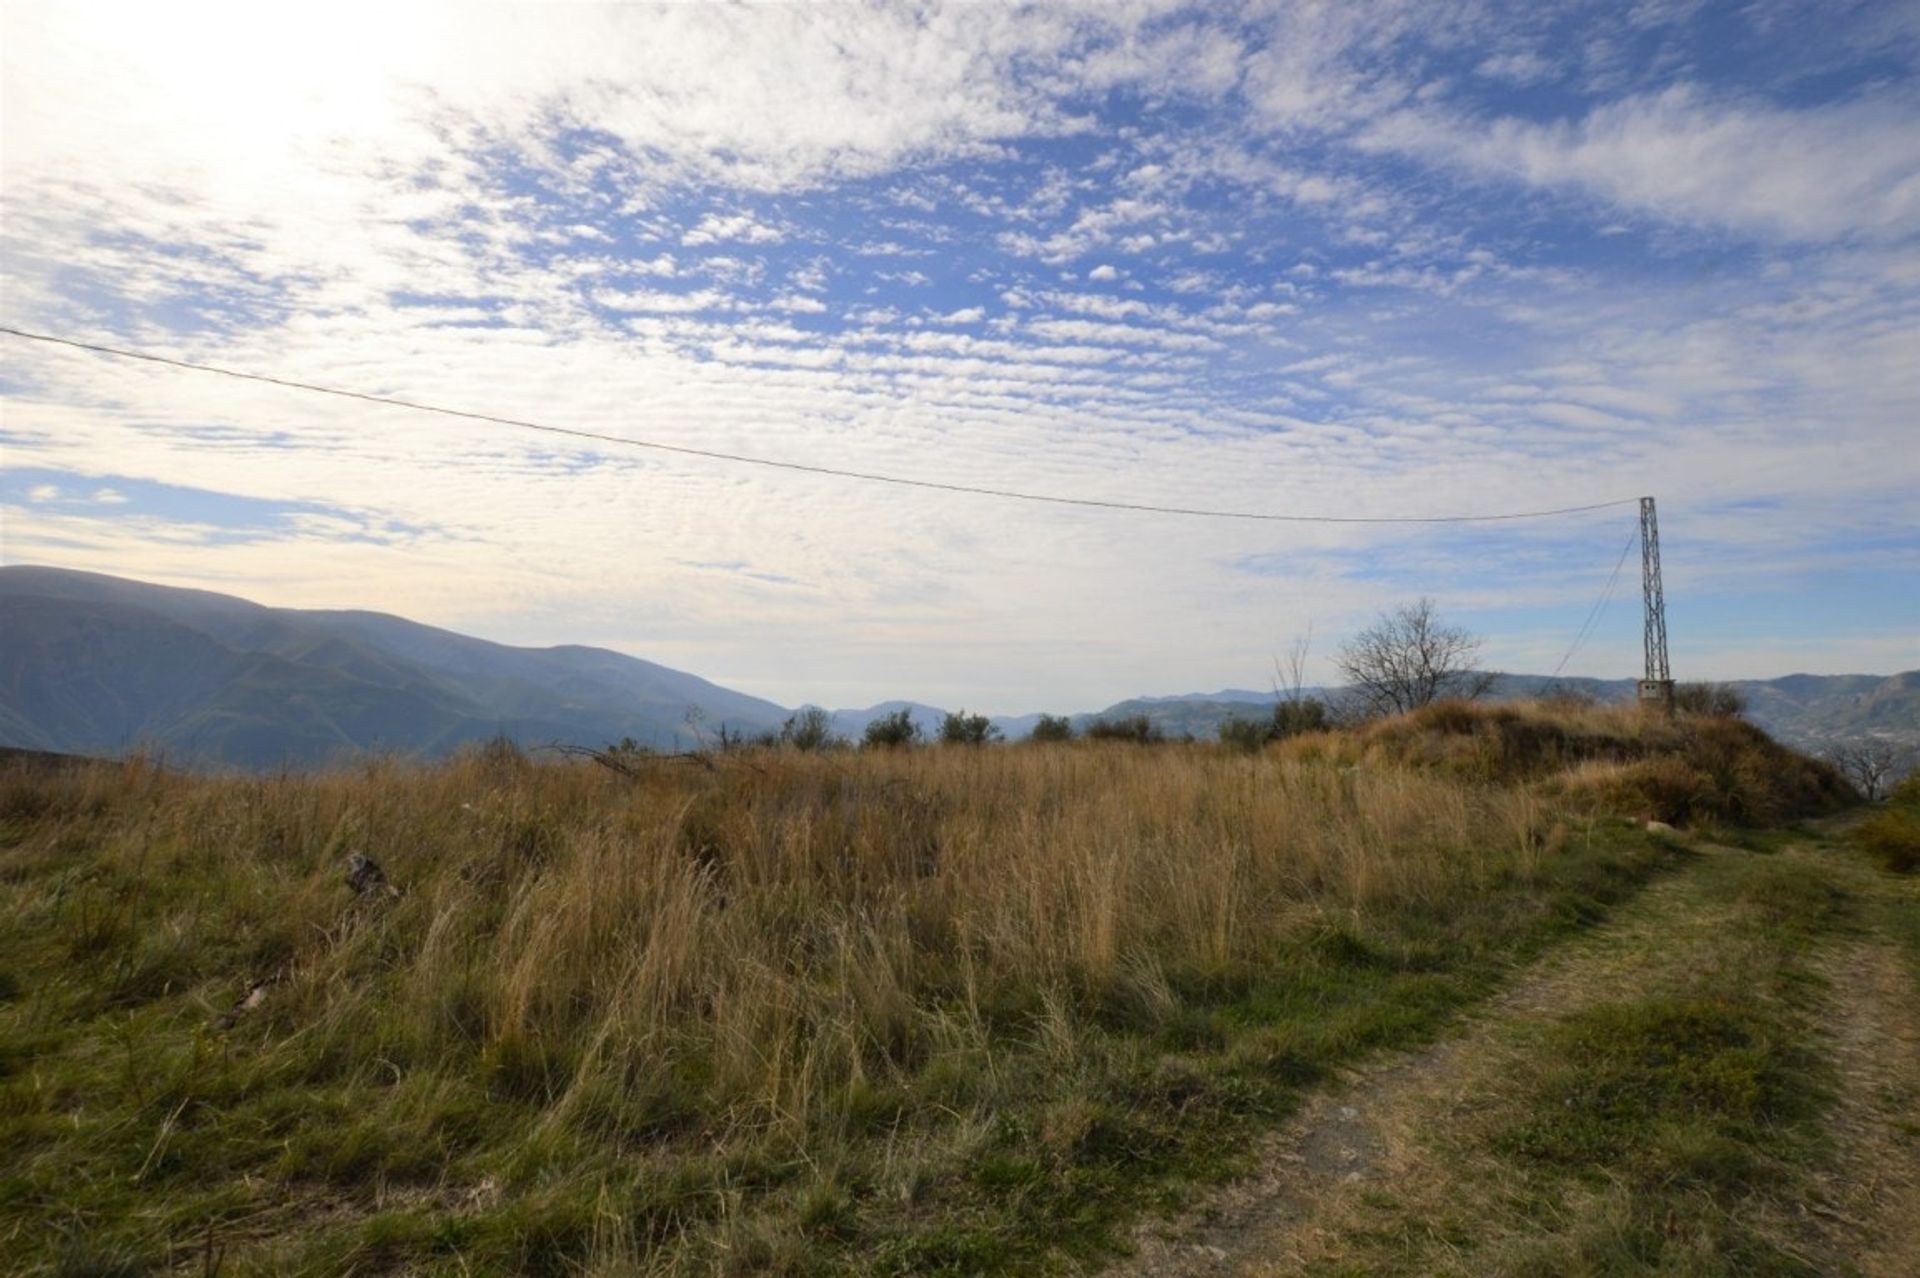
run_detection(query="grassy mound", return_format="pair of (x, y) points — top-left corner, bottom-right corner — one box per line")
(1282, 699), (1854, 826)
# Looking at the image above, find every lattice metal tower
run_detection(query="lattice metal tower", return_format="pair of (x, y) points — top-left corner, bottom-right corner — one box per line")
(1637, 496), (1674, 714)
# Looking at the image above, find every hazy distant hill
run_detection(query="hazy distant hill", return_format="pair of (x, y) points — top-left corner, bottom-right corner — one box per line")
(0, 567), (787, 767)
(4, 566), (1912, 768)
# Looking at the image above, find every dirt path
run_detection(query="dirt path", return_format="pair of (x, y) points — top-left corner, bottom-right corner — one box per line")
(1813, 940), (1920, 1277)
(1102, 855), (1739, 1277)
(1102, 844), (1920, 1277)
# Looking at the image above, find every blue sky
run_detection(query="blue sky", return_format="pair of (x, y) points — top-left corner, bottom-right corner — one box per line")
(2, 1), (1916, 712)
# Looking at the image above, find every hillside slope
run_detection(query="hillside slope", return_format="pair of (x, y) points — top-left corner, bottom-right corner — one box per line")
(0, 566), (786, 766)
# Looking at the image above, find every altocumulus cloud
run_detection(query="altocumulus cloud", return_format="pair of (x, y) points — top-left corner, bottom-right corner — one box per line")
(1, 0), (1916, 711)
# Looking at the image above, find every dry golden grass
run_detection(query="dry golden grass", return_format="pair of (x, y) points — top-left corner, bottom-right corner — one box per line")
(11, 745), (1540, 1109)
(0, 702), (1856, 1274)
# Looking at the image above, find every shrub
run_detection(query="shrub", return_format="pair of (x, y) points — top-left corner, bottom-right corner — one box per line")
(1270, 698), (1329, 739)
(939, 711), (1001, 746)
(1674, 682), (1747, 718)
(1084, 715), (1163, 744)
(1854, 774), (1920, 873)
(1219, 700), (1330, 753)
(862, 708), (921, 750)
(1028, 714), (1074, 743)
(1217, 716), (1270, 754)
(780, 708), (842, 752)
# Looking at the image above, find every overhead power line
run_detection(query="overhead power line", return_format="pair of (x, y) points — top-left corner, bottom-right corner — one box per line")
(1, 324), (1642, 525)
(1549, 520), (1640, 680)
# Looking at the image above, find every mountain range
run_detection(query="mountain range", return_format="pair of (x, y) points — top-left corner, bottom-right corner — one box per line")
(0, 566), (787, 765)
(2, 566), (1913, 767)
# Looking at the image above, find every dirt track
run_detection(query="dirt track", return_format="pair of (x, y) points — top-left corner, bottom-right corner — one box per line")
(1102, 844), (1920, 1276)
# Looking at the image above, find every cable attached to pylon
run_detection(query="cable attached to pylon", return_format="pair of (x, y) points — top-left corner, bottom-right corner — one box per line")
(1, 323), (1644, 525)
(1549, 520), (1640, 680)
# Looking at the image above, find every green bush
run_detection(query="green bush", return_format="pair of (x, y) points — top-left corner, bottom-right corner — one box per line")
(938, 711), (1001, 746)
(1271, 698), (1329, 739)
(1217, 716), (1270, 753)
(1854, 774), (1920, 873)
(1028, 714), (1074, 743)
(1084, 715), (1163, 744)
(779, 708), (842, 752)
(862, 708), (921, 750)
(1220, 700), (1329, 753)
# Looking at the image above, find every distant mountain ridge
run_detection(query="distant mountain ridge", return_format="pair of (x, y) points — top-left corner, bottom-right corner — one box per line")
(0, 566), (787, 766)
(2, 567), (1913, 767)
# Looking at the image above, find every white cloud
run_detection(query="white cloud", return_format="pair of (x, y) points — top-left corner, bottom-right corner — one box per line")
(27, 484), (61, 502)
(0, 2), (1913, 708)
(1360, 86), (1920, 240)
(1475, 51), (1557, 85)
(682, 213), (787, 247)
(590, 287), (735, 314)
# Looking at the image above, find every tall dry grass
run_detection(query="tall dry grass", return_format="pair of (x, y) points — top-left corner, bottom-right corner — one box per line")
(0, 702), (1853, 1271)
(7, 745), (1539, 1129)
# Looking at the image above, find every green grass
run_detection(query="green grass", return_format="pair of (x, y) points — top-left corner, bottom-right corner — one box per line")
(0, 784), (1676, 1274)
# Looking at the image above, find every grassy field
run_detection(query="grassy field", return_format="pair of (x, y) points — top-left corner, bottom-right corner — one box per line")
(0, 702), (1863, 1275)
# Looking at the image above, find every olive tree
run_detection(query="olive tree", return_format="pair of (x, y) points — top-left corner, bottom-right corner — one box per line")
(1028, 714), (1075, 743)
(779, 707), (842, 751)
(862, 708), (921, 749)
(938, 710), (1001, 745)
(1336, 598), (1494, 717)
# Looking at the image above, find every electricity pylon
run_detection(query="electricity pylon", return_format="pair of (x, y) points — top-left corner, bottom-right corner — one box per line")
(1637, 496), (1674, 714)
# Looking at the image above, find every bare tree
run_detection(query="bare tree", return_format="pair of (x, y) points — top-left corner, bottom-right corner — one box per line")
(1273, 625), (1314, 704)
(1828, 740), (1908, 801)
(1336, 598), (1494, 717)
(1269, 626), (1330, 737)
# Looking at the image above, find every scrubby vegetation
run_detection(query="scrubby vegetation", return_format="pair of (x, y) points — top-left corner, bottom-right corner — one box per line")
(1027, 714), (1074, 743)
(937, 710), (1000, 746)
(1854, 771), (1920, 873)
(1218, 698), (1330, 753)
(1280, 697), (1852, 827)
(1082, 714), (1165, 744)
(0, 701), (1857, 1274)
(860, 707), (920, 749)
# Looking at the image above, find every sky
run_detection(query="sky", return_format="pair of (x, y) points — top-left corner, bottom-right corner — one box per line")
(2, 0), (1917, 714)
